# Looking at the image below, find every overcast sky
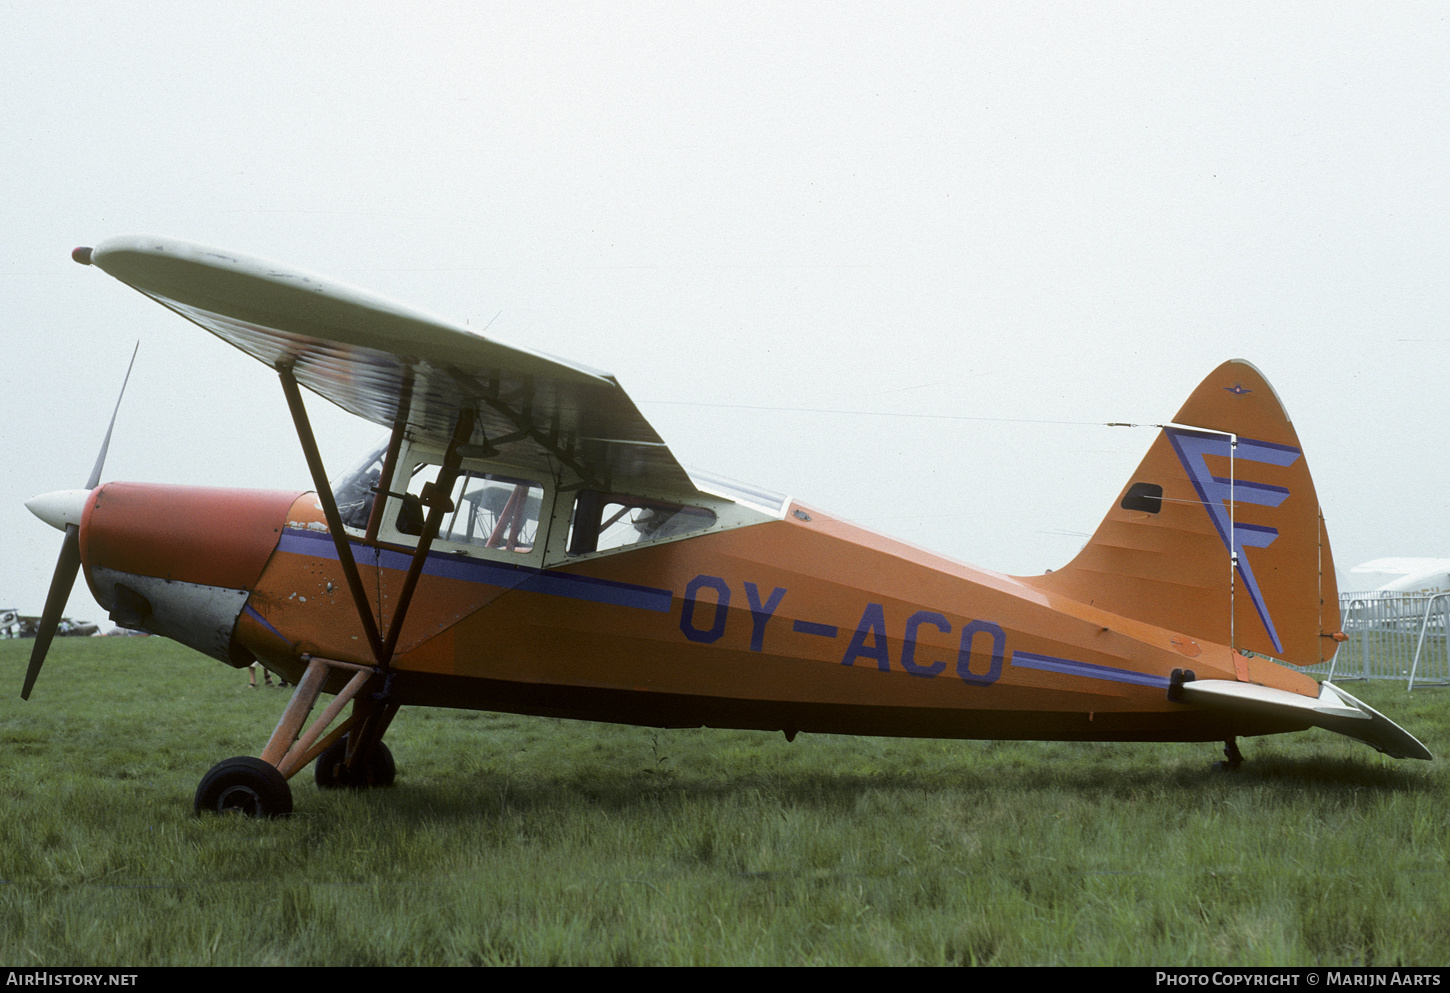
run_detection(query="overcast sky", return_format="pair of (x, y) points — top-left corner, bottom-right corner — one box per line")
(5, 2), (1450, 625)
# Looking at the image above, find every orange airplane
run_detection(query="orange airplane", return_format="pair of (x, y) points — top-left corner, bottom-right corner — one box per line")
(23, 236), (1431, 817)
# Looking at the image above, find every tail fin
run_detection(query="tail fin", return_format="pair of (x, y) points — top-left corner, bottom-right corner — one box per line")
(1027, 360), (1340, 666)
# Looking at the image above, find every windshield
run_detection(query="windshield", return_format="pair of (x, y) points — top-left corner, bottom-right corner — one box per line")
(330, 438), (389, 531)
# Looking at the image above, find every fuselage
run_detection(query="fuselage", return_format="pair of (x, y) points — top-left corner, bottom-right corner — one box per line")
(75, 479), (1323, 745)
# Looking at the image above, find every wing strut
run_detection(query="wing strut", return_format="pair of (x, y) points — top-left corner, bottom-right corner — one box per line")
(378, 408), (476, 664)
(276, 362), (475, 669)
(364, 418), (407, 543)
(277, 363), (386, 664)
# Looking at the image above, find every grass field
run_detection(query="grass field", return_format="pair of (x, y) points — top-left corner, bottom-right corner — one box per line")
(1, 637), (1446, 966)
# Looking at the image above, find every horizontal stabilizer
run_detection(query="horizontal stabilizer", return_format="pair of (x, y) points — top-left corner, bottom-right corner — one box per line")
(1181, 679), (1432, 760)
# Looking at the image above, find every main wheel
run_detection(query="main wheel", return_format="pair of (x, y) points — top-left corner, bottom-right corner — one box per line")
(314, 737), (396, 789)
(195, 757), (292, 817)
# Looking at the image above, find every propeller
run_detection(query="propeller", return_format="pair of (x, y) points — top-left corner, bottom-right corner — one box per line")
(21, 343), (138, 699)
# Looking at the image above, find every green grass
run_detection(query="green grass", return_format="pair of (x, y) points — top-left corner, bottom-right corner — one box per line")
(1, 638), (1447, 966)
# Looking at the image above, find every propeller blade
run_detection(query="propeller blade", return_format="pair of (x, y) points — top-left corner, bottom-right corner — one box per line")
(21, 341), (139, 699)
(22, 527), (82, 700)
(86, 342), (138, 490)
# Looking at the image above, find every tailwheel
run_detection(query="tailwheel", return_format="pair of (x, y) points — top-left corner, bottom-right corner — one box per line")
(314, 736), (396, 789)
(1213, 738), (1245, 772)
(195, 756), (292, 817)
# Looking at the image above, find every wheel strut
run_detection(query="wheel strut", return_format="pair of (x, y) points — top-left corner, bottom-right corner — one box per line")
(195, 654), (385, 816)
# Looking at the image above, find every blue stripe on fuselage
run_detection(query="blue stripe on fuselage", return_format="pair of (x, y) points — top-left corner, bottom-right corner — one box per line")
(1010, 651), (1173, 689)
(275, 528), (674, 612)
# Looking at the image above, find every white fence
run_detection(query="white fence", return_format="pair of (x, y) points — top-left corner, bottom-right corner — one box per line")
(1299, 592), (1450, 688)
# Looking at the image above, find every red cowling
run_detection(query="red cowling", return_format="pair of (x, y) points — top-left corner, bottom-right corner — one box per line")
(80, 482), (302, 591)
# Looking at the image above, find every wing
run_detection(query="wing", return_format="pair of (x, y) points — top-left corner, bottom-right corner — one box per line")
(85, 236), (695, 496)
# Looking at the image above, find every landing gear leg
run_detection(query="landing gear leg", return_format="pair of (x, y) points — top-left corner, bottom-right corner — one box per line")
(315, 698), (401, 789)
(194, 654), (382, 817)
(1214, 737), (1245, 772)
(315, 736), (396, 788)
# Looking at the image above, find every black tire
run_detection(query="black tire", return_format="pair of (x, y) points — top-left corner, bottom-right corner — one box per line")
(194, 756), (292, 817)
(314, 737), (396, 789)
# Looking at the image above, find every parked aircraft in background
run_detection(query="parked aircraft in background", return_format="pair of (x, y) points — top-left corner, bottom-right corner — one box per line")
(1, 610), (97, 639)
(1344, 558), (1450, 596)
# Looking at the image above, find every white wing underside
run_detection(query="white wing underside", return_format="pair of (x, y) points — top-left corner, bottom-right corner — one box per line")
(89, 236), (696, 496)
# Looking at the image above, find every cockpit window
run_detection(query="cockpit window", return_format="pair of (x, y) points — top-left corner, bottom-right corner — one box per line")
(396, 465), (544, 554)
(445, 472), (543, 552)
(331, 440), (389, 532)
(568, 491), (716, 556)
